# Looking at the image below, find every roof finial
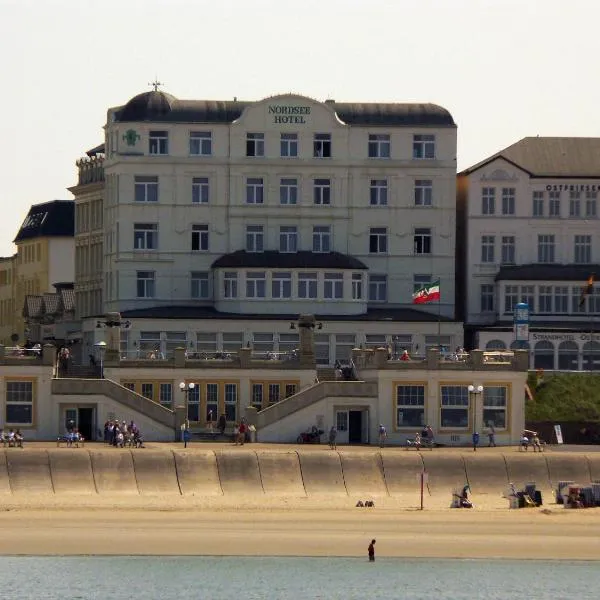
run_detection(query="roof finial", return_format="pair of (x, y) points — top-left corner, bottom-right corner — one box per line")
(148, 78), (164, 92)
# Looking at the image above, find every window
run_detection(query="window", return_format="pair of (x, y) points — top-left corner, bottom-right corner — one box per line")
(324, 272), (343, 299)
(279, 333), (299, 356)
(149, 130), (168, 155)
(480, 284), (494, 312)
(246, 177), (264, 204)
(440, 385), (469, 428)
(481, 235), (495, 263)
(134, 176), (158, 202)
(192, 177), (209, 204)
(189, 131), (212, 156)
(223, 272), (238, 299)
(396, 385), (425, 428)
(253, 332), (274, 353)
(365, 334), (386, 350)
(537, 235), (555, 263)
(196, 332), (217, 353)
(272, 272), (292, 299)
(222, 332), (243, 353)
(574, 234), (591, 263)
(412, 134), (435, 159)
(336, 411), (348, 432)
(483, 386), (507, 430)
(415, 180), (433, 207)
(141, 383), (154, 400)
(191, 224), (209, 251)
(352, 273), (363, 300)
(206, 383), (219, 422)
(569, 191), (581, 217)
(335, 334), (355, 362)
(134, 223), (158, 250)
(285, 383), (298, 398)
(520, 285), (535, 312)
(312, 225), (331, 252)
(585, 191), (597, 217)
(538, 285), (552, 313)
(368, 134), (390, 158)
(313, 133), (331, 158)
(191, 271), (209, 299)
(501, 188), (515, 215)
(246, 133), (264, 157)
(369, 179), (388, 206)
(501, 236), (515, 264)
(554, 286), (568, 313)
(139, 331), (160, 354)
(280, 178), (298, 205)
(313, 178), (331, 205)
(413, 274), (431, 293)
(414, 228), (431, 255)
(298, 272), (318, 299)
(246, 272), (266, 298)
(504, 285), (518, 313)
(369, 227), (388, 254)
(224, 383), (237, 422)
(368, 274), (387, 302)
(187, 385), (200, 422)
(5, 381), (33, 425)
(280, 133), (298, 157)
(246, 225), (264, 252)
(482, 187), (495, 215)
(136, 271), (155, 298)
(165, 332), (186, 357)
(279, 226), (298, 253)
(549, 191), (561, 217)
(251, 383), (263, 409)
(268, 384), (281, 405)
(532, 191), (544, 217)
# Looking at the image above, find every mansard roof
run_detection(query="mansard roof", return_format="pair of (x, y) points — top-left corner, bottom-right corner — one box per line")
(211, 250), (368, 270)
(14, 200), (74, 243)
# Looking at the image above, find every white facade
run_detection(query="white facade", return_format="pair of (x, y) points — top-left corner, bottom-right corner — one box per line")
(48, 238), (75, 288)
(92, 91), (461, 362)
(462, 138), (600, 370)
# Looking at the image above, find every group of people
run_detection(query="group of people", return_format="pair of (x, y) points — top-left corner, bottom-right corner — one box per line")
(520, 430), (543, 451)
(103, 419), (145, 448)
(411, 425), (435, 450)
(0, 429), (24, 447)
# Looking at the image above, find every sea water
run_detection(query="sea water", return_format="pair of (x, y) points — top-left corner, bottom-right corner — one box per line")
(1, 556), (599, 599)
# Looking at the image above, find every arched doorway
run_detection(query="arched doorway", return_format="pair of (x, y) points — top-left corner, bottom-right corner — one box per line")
(558, 341), (578, 370)
(485, 339), (507, 350)
(533, 340), (554, 370)
(582, 341), (600, 370)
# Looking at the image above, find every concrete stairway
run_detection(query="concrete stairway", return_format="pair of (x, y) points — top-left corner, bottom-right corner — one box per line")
(316, 367), (337, 381)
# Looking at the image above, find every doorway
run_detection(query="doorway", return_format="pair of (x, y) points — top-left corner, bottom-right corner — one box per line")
(348, 410), (362, 444)
(78, 408), (94, 441)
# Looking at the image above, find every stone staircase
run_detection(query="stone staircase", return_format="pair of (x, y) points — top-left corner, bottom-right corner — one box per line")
(316, 367), (338, 381)
(58, 364), (101, 379)
(256, 380), (378, 430)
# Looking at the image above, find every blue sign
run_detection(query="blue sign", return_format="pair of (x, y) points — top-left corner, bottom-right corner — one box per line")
(514, 302), (529, 342)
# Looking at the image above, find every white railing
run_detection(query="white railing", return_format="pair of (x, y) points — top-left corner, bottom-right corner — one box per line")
(483, 351), (514, 364)
(4, 347), (42, 358)
(186, 351), (237, 361)
(251, 350), (299, 361)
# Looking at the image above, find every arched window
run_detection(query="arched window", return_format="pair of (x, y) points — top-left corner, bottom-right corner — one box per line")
(510, 340), (529, 350)
(533, 340), (554, 370)
(582, 341), (600, 370)
(558, 341), (578, 370)
(485, 339), (507, 350)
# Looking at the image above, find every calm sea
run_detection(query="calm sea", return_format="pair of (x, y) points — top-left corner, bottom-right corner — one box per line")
(1, 556), (599, 599)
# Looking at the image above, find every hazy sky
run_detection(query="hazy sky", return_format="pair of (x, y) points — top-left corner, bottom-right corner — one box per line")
(1, 0), (598, 256)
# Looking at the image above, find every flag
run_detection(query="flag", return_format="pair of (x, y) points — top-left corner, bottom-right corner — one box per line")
(578, 273), (595, 308)
(412, 280), (440, 304)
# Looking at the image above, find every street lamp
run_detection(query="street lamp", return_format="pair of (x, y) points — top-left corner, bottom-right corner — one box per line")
(94, 341), (107, 379)
(179, 381), (195, 432)
(468, 384), (483, 433)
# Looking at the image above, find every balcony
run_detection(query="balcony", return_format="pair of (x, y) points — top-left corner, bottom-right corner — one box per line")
(76, 155), (104, 186)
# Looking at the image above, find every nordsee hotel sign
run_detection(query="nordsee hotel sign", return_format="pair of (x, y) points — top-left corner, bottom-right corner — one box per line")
(268, 105), (311, 124)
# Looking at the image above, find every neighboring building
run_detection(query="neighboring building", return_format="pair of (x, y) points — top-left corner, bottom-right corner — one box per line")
(23, 282), (76, 344)
(82, 89), (462, 363)
(459, 137), (600, 370)
(68, 145), (105, 321)
(0, 200), (75, 345)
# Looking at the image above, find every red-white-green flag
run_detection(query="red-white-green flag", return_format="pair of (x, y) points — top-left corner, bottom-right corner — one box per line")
(412, 280), (440, 304)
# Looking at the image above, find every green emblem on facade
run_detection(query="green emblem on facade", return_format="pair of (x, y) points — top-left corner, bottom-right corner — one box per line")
(123, 129), (140, 146)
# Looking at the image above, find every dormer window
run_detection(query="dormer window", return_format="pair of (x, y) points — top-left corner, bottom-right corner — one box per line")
(149, 131), (168, 155)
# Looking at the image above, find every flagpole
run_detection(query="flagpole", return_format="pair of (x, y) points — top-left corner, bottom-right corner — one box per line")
(437, 276), (442, 351)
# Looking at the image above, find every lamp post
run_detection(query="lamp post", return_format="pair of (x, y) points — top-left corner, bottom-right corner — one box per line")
(179, 381), (195, 446)
(94, 341), (107, 379)
(468, 384), (483, 433)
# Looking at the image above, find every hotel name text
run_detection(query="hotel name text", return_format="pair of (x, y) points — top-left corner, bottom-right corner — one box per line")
(268, 105), (311, 124)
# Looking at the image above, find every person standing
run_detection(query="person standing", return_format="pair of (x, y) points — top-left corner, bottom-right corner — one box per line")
(488, 424), (496, 447)
(472, 431), (480, 452)
(328, 426), (337, 450)
(368, 539), (376, 562)
(378, 424), (387, 448)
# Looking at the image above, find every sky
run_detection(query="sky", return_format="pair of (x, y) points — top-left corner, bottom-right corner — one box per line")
(1, 0), (599, 256)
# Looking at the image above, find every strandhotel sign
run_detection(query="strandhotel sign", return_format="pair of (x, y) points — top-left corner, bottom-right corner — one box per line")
(268, 105), (311, 124)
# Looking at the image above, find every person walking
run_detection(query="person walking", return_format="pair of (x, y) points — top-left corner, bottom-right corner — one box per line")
(378, 424), (387, 448)
(368, 539), (376, 562)
(328, 426), (337, 450)
(472, 431), (480, 452)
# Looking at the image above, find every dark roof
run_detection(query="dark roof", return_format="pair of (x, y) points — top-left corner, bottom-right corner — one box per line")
(14, 200), (74, 243)
(496, 264), (599, 282)
(86, 143), (105, 157)
(460, 137), (600, 177)
(119, 305), (454, 323)
(114, 91), (455, 127)
(212, 250), (368, 270)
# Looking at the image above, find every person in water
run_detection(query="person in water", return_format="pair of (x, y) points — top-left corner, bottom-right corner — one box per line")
(368, 539), (376, 561)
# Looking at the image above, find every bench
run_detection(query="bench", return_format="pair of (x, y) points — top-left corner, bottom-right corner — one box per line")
(2, 437), (23, 448)
(57, 434), (85, 448)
